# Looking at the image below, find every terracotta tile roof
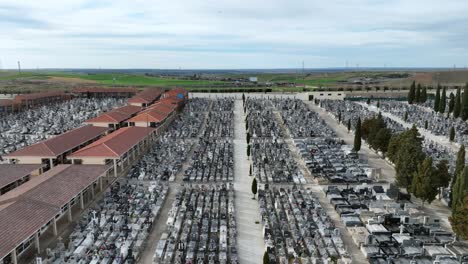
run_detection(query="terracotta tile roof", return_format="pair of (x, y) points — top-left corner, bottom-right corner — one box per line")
(72, 87), (137, 93)
(146, 103), (175, 115)
(14, 91), (67, 101)
(0, 199), (58, 258)
(0, 164), (109, 259)
(113, 105), (142, 116)
(0, 164), (43, 189)
(85, 111), (129, 124)
(127, 109), (168, 123)
(128, 88), (162, 104)
(164, 88), (188, 98)
(22, 165), (109, 207)
(6, 125), (108, 158)
(69, 127), (155, 158)
(0, 99), (16, 107)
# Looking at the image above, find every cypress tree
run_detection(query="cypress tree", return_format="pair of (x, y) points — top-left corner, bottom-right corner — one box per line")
(424, 120), (428, 130)
(251, 178), (258, 199)
(347, 119), (351, 132)
(263, 251), (270, 264)
(338, 112), (342, 123)
(354, 118), (362, 152)
(449, 92), (455, 114)
(421, 87), (428, 102)
(367, 98), (371, 105)
(415, 83), (421, 103)
(439, 87), (446, 113)
(454, 87), (462, 118)
(456, 145), (466, 177)
(377, 100), (380, 108)
(404, 112), (408, 122)
(411, 157), (437, 207)
(434, 84), (441, 112)
(450, 194), (468, 239)
(452, 167), (468, 210)
(408, 81), (416, 104)
(395, 125), (425, 189)
(434, 160), (451, 198)
(247, 144), (251, 157)
(451, 145), (466, 208)
(450, 127), (456, 142)
(462, 84), (468, 121)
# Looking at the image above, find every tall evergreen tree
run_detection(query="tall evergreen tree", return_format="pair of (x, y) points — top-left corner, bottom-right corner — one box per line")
(421, 87), (428, 102)
(462, 84), (468, 121)
(408, 81), (416, 104)
(439, 86), (447, 113)
(454, 87), (462, 118)
(251, 178), (258, 199)
(347, 119), (351, 132)
(353, 118), (362, 152)
(450, 127), (456, 142)
(456, 145), (466, 178)
(415, 83), (421, 103)
(450, 194), (468, 239)
(411, 157), (438, 207)
(434, 84), (441, 112)
(263, 252), (270, 264)
(449, 92), (455, 114)
(434, 159), (451, 199)
(452, 167), (468, 210)
(451, 145), (466, 208)
(394, 126), (426, 189)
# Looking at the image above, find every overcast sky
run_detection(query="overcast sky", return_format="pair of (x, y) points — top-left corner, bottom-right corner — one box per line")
(0, 0), (467, 69)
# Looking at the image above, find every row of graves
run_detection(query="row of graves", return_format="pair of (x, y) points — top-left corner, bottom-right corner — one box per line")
(129, 137), (194, 182)
(154, 184), (238, 264)
(184, 139), (234, 182)
(183, 98), (235, 182)
(246, 98), (306, 184)
(44, 180), (168, 263)
(0, 98), (125, 157)
(259, 187), (350, 264)
(295, 138), (378, 184)
(324, 184), (468, 264)
(272, 99), (334, 139)
(245, 99), (283, 139)
(251, 138), (304, 184)
(376, 101), (468, 147)
(320, 99), (460, 175)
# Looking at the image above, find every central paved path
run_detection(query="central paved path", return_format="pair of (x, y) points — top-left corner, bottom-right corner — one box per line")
(233, 99), (265, 264)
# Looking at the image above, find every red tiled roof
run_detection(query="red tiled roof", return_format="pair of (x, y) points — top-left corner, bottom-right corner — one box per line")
(0, 164), (109, 259)
(0, 99), (16, 107)
(0, 199), (58, 258)
(22, 165), (109, 207)
(127, 109), (168, 123)
(85, 111), (129, 124)
(69, 127), (155, 158)
(71, 87), (137, 93)
(128, 88), (162, 104)
(146, 103), (175, 115)
(14, 91), (67, 101)
(0, 164), (43, 189)
(6, 125), (108, 158)
(113, 105), (142, 116)
(164, 88), (188, 98)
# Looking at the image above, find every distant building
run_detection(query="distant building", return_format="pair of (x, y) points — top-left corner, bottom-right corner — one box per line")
(249, 77), (258, 82)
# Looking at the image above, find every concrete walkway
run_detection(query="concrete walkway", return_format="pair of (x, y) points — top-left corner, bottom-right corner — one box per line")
(233, 99), (265, 264)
